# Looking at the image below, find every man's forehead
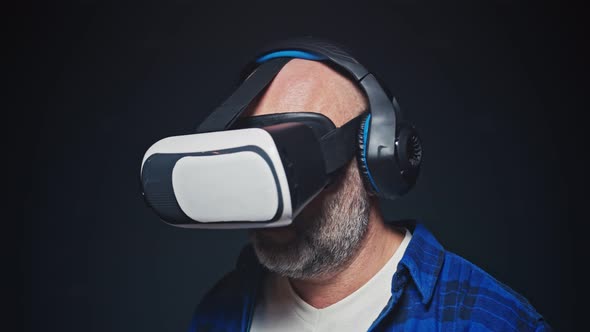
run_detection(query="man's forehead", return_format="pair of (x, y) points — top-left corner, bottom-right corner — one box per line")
(247, 59), (367, 127)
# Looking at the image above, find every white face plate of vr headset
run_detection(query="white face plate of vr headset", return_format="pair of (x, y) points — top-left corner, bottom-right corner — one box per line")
(141, 128), (293, 229)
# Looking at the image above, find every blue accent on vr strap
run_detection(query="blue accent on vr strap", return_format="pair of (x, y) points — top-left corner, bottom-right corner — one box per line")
(363, 114), (380, 193)
(256, 50), (326, 63)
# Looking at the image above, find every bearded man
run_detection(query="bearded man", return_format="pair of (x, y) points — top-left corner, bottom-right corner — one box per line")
(187, 42), (550, 332)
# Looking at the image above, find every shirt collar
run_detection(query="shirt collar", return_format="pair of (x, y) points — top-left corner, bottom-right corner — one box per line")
(396, 221), (446, 304)
(240, 221), (446, 305)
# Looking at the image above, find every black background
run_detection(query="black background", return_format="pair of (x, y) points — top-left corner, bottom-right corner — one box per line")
(24, 1), (585, 331)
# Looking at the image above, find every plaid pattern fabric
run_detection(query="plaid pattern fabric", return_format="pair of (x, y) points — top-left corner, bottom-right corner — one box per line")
(189, 222), (551, 331)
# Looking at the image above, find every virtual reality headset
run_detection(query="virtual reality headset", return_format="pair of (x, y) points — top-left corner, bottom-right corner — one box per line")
(140, 38), (423, 229)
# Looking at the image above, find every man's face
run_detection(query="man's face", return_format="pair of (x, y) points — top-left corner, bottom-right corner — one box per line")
(246, 59), (372, 280)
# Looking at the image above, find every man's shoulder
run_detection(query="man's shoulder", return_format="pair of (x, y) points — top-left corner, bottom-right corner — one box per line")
(189, 245), (262, 332)
(435, 250), (551, 331)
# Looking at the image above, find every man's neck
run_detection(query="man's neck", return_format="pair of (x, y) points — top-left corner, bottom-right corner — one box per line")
(288, 204), (404, 309)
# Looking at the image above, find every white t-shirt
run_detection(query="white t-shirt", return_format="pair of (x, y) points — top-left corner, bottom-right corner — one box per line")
(250, 228), (412, 332)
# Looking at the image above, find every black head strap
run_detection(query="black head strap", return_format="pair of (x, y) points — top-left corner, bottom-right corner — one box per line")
(320, 114), (364, 174)
(196, 57), (291, 133)
(235, 111), (364, 175)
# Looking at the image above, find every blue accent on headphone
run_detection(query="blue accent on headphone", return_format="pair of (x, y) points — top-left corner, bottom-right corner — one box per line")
(362, 114), (380, 193)
(256, 50), (326, 63)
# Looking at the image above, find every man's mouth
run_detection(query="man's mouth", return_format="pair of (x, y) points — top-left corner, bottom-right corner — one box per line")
(255, 226), (297, 245)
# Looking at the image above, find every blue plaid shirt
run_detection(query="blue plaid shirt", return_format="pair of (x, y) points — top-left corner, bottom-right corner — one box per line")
(189, 222), (550, 331)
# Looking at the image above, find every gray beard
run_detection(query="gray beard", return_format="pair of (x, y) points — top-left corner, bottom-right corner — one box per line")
(249, 164), (370, 279)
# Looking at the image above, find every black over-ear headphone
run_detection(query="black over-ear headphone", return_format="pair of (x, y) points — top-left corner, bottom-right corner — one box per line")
(243, 37), (423, 200)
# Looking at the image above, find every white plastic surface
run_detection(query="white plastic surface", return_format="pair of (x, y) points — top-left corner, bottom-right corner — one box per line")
(172, 151), (279, 222)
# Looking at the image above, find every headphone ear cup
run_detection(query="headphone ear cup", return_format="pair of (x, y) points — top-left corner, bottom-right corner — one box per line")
(356, 113), (378, 195)
(395, 123), (423, 188)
